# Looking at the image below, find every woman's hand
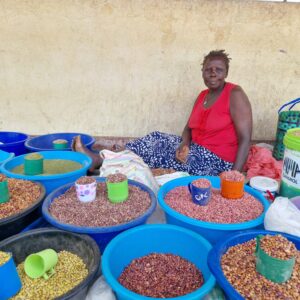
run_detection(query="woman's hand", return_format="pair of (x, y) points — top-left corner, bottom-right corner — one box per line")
(176, 122), (192, 163)
(176, 143), (190, 163)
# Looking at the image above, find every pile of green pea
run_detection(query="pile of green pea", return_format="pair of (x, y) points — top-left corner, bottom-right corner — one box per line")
(0, 251), (10, 266)
(11, 251), (88, 300)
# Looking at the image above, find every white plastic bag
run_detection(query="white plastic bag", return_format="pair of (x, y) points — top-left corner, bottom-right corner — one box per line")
(99, 149), (159, 194)
(264, 197), (300, 237)
(86, 276), (116, 300)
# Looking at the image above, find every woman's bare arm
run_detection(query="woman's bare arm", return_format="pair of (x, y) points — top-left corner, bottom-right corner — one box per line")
(230, 86), (253, 171)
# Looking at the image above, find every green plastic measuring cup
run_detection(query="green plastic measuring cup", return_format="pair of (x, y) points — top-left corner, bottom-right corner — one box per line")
(0, 180), (10, 204)
(107, 180), (129, 203)
(53, 139), (68, 149)
(255, 235), (295, 283)
(24, 153), (44, 175)
(24, 249), (58, 280)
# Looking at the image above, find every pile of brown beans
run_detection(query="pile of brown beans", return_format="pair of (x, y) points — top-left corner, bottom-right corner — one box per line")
(12, 251), (88, 300)
(192, 178), (211, 188)
(165, 187), (263, 223)
(76, 176), (95, 185)
(221, 236), (300, 299)
(49, 182), (151, 227)
(119, 253), (203, 298)
(0, 175), (42, 219)
(220, 170), (245, 182)
(106, 173), (127, 183)
(0, 251), (10, 266)
(260, 235), (297, 260)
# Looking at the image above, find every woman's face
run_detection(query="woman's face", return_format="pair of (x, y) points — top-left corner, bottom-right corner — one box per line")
(202, 58), (228, 90)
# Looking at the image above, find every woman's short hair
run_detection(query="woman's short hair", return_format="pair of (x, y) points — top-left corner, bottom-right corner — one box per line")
(202, 50), (231, 72)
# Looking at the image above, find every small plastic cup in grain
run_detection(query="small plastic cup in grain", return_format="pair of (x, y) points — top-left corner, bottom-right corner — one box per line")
(52, 139), (68, 150)
(75, 177), (97, 203)
(0, 180), (10, 204)
(255, 235), (295, 283)
(188, 179), (212, 206)
(220, 172), (245, 199)
(106, 174), (129, 204)
(24, 153), (44, 175)
(24, 248), (58, 280)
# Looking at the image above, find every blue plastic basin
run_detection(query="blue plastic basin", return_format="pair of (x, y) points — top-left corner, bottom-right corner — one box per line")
(0, 150), (14, 168)
(25, 132), (95, 152)
(102, 224), (216, 300)
(158, 176), (270, 244)
(42, 178), (157, 252)
(0, 151), (92, 195)
(0, 132), (28, 156)
(208, 230), (300, 300)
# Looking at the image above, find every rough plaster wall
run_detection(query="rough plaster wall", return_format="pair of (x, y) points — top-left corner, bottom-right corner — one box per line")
(0, 0), (299, 139)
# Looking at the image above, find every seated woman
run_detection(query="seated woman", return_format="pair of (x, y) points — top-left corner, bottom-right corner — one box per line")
(126, 50), (252, 175)
(73, 50), (252, 176)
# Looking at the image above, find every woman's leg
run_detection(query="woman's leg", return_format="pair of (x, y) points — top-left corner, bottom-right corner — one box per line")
(187, 143), (233, 175)
(71, 136), (102, 172)
(125, 131), (233, 175)
(126, 131), (188, 171)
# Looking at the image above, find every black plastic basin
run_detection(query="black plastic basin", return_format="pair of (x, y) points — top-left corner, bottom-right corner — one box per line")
(0, 182), (46, 241)
(0, 228), (101, 300)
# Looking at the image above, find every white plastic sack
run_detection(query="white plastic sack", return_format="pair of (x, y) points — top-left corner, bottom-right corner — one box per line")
(264, 197), (300, 237)
(86, 276), (116, 300)
(99, 149), (159, 194)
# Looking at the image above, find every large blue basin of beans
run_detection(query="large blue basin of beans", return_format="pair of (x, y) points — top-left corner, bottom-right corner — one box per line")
(102, 224), (216, 300)
(208, 230), (300, 300)
(42, 177), (157, 252)
(158, 176), (270, 244)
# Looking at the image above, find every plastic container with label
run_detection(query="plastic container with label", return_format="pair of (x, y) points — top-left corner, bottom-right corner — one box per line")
(279, 128), (300, 197)
(250, 176), (279, 201)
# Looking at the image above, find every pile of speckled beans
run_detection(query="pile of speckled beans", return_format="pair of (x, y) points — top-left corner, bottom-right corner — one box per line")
(221, 235), (299, 299)
(0, 174), (41, 219)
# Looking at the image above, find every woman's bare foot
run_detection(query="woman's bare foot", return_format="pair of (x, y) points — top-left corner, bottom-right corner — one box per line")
(71, 135), (102, 172)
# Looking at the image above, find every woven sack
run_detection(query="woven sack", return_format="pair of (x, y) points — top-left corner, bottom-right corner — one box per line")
(273, 98), (300, 160)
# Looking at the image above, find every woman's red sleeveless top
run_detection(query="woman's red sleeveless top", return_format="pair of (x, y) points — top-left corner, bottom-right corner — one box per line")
(188, 82), (238, 163)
